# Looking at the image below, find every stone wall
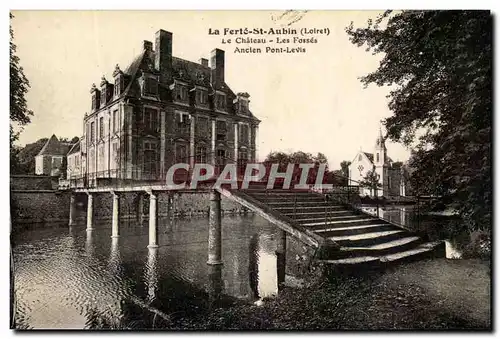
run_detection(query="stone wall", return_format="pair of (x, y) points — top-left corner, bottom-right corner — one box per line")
(10, 175), (58, 190)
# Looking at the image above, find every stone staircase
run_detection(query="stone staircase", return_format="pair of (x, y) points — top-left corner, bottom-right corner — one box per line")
(232, 184), (446, 268)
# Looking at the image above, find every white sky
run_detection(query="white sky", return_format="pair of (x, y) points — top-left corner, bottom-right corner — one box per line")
(11, 10), (411, 169)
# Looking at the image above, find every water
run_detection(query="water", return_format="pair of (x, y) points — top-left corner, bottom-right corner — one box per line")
(12, 215), (297, 329)
(360, 205), (464, 259)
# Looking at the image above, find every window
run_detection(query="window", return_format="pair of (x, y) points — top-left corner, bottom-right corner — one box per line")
(376, 153), (380, 162)
(113, 110), (118, 133)
(176, 144), (188, 163)
(112, 142), (118, 163)
(90, 122), (95, 143)
(358, 154), (362, 161)
(144, 77), (158, 96)
(144, 108), (159, 132)
(216, 149), (226, 166)
(197, 116), (209, 137)
(216, 120), (227, 141)
(239, 124), (249, 144)
(177, 113), (190, 135)
(196, 90), (208, 105)
(195, 145), (207, 163)
(99, 117), (104, 139)
(216, 93), (226, 110)
(114, 79), (120, 96)
(239, 99), (248, 112)
(91, 95), (97, 110)
(176, 85), (188, 101)
(100, 90), (106, 107)
(144, 141), (157, 177)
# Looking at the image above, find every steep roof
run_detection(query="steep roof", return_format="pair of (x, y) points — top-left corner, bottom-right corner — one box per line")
(37, 135), (68, 156)
(118, 48), (259, 122)
(363, 152), (374, 162)
(67, 142), (81, 156)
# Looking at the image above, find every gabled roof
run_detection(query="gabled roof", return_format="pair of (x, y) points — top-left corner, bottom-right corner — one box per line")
(363, 152), (374, 162)
(37, 135), (68, 156)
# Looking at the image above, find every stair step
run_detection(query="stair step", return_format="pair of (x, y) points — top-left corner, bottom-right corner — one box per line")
(329, 230), (404, 242)
(302, 218), (381, 227)
(381, 241), (443, 262)
(273, 205), (344, 210)
(267, 201), (336, 206)
(332, 230), (408, 247)
(306, 218), (389, 231)
(315, 223), (396, 236)
(295, 215), (371, 223)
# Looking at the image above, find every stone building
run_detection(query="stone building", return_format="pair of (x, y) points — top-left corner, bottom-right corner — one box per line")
(348, 128), (405, 197)
(70, 29), (260, 187)
(35, 135), (72, 177)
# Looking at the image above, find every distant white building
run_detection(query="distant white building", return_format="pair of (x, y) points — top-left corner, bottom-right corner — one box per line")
(348, 128), (407, 197)
(35, 135), (72, 177)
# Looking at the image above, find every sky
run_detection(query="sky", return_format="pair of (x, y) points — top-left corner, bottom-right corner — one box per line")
(11, 10), (411, 169)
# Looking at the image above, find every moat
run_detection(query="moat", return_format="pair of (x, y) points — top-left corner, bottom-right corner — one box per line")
(12, 205), (464, 329)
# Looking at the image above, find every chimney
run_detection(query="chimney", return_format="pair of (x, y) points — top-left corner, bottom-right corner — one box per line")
(143, 40), (153, 51)
(199, 58), (208, 67)
(154, 29), (173, 83)
(210, 49), (225, 86)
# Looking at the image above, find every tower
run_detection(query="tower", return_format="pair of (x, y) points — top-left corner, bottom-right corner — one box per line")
(374, 126), (387, 166)
(374, 126), (388, 196)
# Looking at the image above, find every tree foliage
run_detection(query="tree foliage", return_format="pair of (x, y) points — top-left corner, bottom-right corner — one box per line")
(359, 166), (382, 196)
(10, 13), (33, 171)
(346, 11), (491, 230)
(340, 161), (351, 178)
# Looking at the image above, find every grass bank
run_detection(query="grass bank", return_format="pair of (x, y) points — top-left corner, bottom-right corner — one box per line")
(176, 258), (491, 330)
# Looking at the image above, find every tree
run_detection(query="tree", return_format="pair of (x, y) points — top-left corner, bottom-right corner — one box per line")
(263, 150), (331, 185)
(10, 13), (33, 171)
(14, 137), (48, 174)
(340, 160), (351, 178)
(360, 166), (382, 196)
(346, 11), (491, 231)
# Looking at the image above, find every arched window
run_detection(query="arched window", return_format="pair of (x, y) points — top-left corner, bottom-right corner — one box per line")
(376, 153), (380, 162)
(358, 154), (362, 161)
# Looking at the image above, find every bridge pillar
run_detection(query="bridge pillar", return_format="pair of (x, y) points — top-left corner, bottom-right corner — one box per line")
(86, 193), (94, 231)
(69, 194), (77, 226)
(148, 191), (158, 248)
(276, 230), (287, 291)
(207, 190), (222, 265)
(111, 192), (120, 238)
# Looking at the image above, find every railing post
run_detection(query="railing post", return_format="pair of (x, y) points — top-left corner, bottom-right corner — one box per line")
(293, 194), (297, 220)
(324, 195), (327, 227)
(376, 186), (379, 218)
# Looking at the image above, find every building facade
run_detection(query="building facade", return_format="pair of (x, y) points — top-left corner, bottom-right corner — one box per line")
(348, 128), (404, 197)
(35, 135), (72, 177)
(70, 29), (260, 187)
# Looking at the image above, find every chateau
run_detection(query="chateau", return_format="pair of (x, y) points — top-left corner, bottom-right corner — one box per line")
(348, 128), (408, 197)
(67, 29), (260, 187)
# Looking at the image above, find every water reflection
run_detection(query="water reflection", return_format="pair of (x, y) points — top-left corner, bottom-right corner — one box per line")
(13, 214), (293, 329)
(208, 265), (223, 307)
(145, 247), (158, 303)
(85, 230), (94, 258)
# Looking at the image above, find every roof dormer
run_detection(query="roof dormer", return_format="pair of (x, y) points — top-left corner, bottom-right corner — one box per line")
(90, 83), (100, 112)
(235, 92), (250, 114)
(100, 76), (114, 108)
(113, 64), (124, 98)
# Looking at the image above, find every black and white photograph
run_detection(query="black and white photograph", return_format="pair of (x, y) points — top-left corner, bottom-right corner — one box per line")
(8, 9), (492, 331)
